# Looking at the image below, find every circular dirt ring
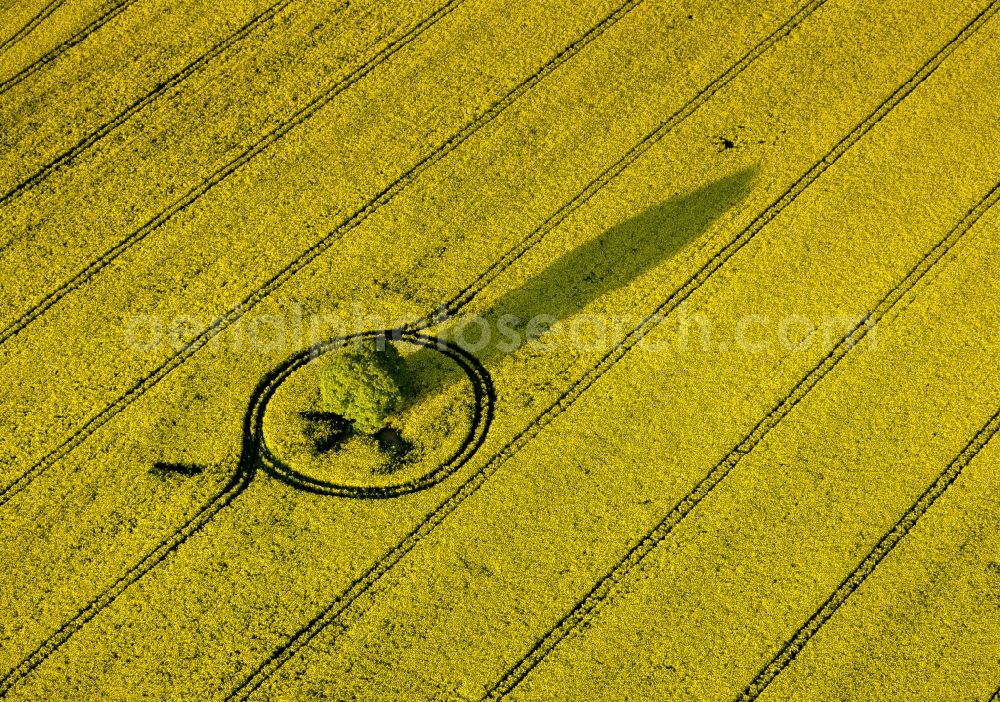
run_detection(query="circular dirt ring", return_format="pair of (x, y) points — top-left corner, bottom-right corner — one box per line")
(249, 329), (493, 499)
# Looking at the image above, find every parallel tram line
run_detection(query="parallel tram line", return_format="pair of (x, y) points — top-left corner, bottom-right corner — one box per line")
(1, 0), (832, 691)
(0, 0), (465, 348)
(0, 0), (653, 693)
(484, 175), (1000, 699)
(0, 0), (650, 506)
(735, 399), (1000, 701)
(232, 2), (1000, 698)
(0, 330), (495, 697)
(0, 0), (301, 208)
(0, 0), (141, 96)
(0, 0), (66, 55)
(435, 0), (830, 320)
(7, 0), (989, 695)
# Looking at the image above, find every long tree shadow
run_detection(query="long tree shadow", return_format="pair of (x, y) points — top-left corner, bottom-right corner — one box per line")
(409, 166), (757, 377)
(301, 167), (757, 463)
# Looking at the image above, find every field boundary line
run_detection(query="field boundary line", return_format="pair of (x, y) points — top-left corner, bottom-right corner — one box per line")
(228, 0), (993, 697)
(0, 0), (646, 506)
(0, 0), (66, 55)
(0, 0), (300, 208)
(0, 0), (648, 691)
(0, 0), (464, 349)
(0, 0), (141, 97)
(483, 181), (1000, 697)
(736, 399), (1000, 700)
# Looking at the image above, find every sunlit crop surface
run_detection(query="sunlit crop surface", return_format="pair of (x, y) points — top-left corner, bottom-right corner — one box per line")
(1, 0), (998, 699)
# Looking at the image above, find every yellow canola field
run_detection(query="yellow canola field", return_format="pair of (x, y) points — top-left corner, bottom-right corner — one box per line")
(4, 0), (803, 683)
(503, 200), (1000, 702)
(235, 11), (1000, 700)
(0, 0), (642, 475)
(0, 0), (112, 88)
(1, 0), (998, 699)
(0, 0), (277, 176)
(0, 0), (449, 313)
(759, 432), (1000, 702)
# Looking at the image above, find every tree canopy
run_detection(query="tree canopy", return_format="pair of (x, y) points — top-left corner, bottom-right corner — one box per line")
(317, 338), (413, 435)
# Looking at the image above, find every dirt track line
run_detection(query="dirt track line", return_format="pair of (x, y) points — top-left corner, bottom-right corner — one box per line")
(485, 160), (1000, 701)
(736, 389), (1000, 699)
(2, 1), (827, 694)
(256, 331), (496, 498)
(0, 0), (65, 55)
(0, 0), (646, 691)
(0, 351), (295, 697)
(0, 0), (648, 503)
(0, 458), (251, 697)
(0, 0), (476, 504)
(0, 0), (645, 505)
(0, 0), (300, 208)
(435, 0), (831, 321)
(0, 332), (494, 697)
(0, 0), (463, 349)
(0, 0), (141, 97)
(225, 0), (992, 696)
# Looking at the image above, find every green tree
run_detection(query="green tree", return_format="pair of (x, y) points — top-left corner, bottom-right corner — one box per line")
(317, 338), (413, 435)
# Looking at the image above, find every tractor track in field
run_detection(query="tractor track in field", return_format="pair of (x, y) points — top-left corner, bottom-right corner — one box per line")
(0, 0), (301, 208)
(0, 0), (141, 96)
(0, 331), (495, 698)
(483, 183), (1000, 698)
(4, 0), (985, 694)
(735, 400), (1000, 700)
(0, 0), (832, 689)
(257, 331), (495, 499)
(0, 0), (465, 349)
(0, 0), (65, 55)
(0, 0), (653, 691)
(0, 0), (647, 506)
(430, 0), (830, 324)
(228, 4), (1000, 699)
